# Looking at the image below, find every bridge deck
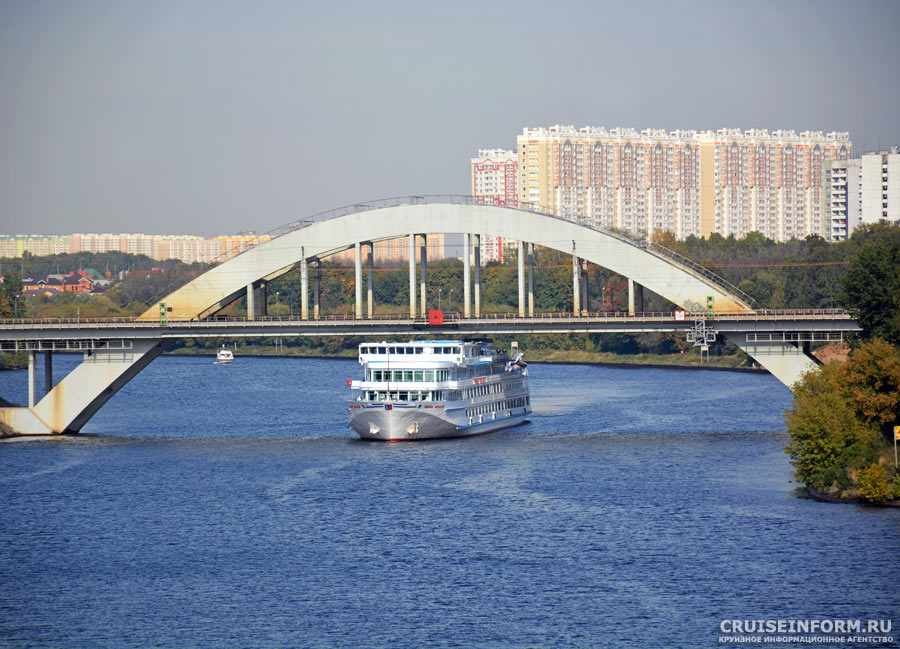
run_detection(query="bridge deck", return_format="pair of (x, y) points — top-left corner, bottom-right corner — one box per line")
(0, 309), (859, 346)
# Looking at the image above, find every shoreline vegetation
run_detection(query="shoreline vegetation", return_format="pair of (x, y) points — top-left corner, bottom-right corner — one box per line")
(784, 223), (900, 507)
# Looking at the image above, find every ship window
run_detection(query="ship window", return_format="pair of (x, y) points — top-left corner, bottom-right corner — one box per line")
(414, 347), (423, 354)
(414, 371), (423, 382)
(392, 370), (402, 382)
(389, 347), (396, 354)
(377, 347), (386, 354)
(403, 371), (413, 382)
(454, 347), (462, 355)
(434, 347), (443, 354)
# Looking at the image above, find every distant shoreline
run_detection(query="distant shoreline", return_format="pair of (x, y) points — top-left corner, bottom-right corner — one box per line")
(162, 350), (768, 374)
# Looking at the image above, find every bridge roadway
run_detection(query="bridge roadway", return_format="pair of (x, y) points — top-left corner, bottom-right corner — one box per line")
(0, 309), (859, 342)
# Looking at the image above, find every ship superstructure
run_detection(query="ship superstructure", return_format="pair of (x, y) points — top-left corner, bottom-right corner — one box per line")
(347, 340), (531, 441)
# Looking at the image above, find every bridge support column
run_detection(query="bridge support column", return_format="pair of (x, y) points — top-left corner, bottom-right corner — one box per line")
(463, 234), (471, 318)
(528, 242), (535, 317)
(355, 242), (362, 320)
(628, 279), (644, 316)
(572, 243), (580, 316)
(44, 351), (53, 395)
(300, 253), (308, 320)
(314, 261), (321, 320)
(518, 240), (525, 317)
(474, 234), (481, 318)
(28, 351), (36, 408)
(367, 242), (374, 318)
(420, 234), (427, 318)
(724, 333), (820, 388)
(408, 234), (416, 319)
(0, 339), (172, 435)
(246, 282), (255, 321)
(581, 260), (589, 315)
(258, 282), (267, 318)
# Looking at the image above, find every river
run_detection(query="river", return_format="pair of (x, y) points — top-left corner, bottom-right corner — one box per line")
(1, 355), (897, 648)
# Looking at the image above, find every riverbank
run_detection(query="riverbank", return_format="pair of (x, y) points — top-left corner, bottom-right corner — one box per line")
(806, 484), (900, 508)
(165, 346), (762, 372)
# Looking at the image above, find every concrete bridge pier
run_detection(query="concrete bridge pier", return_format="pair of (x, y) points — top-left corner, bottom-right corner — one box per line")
(0, 339), (171, 434)
(518, 240), (525, 317)
(408, 234), (416, 319)
(724, 334), (819, 387)
(420, 234), (427, 318)
(628, 279), (644, 315)
(581, 259), (589, 315)
(27, 351), (36, 407)
(44, 351), (53, 396)
(463, 234), (471, 318)
(314, 261), (320, 320)
(355, 242), (362, 320)
(528, 242), (535, 317)
(473, 234), (481, 318)
(572, 242), (581, 316)
(300, 252), (308, 320)
(366, 242), (374, 318)
(246, 281), (267, 319)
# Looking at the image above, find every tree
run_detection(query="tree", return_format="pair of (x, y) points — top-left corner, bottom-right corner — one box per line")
(842, 338), (900, 434)
(0, 272), (24, 317)
(784, 360), (880, 487)
(838, 223), (900, 345)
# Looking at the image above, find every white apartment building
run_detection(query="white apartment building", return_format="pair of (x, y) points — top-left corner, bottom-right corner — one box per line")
(826, 159), (862, 241)
(860, 147), (900, 226)
(471, 148), (517, 262)
(824, 148), (899, 241)
(515, 125), (852, 242)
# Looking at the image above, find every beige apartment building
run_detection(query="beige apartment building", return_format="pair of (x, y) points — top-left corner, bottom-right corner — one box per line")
(516, 126), (852, 241)
(0, 233), (271, 263)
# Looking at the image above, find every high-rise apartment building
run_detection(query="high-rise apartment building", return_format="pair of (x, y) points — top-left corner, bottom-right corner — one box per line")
(825, 159), (862, 241)
(823, 148), (899, 241)
(860, 148), (900, 226)
(471, 149), (517, 262)
(333, 235), (445, 265)
(515, 126), (852, 242)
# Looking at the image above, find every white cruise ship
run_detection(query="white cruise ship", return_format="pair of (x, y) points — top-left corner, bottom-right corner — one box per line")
(347, 340), (531, 441)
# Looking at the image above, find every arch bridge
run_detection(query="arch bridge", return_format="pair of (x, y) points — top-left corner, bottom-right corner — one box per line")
(0, 196), (857, 435)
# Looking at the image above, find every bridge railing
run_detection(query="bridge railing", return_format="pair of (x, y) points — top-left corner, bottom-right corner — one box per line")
(0, 308), (855, 329)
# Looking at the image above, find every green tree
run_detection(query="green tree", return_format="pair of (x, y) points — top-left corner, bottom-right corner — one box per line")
(856, 463), (894, 503)
(784, 360), (880, 487)
(0, 272), (24, 317)
(838, 223), (900, 345)
(842, 338), (900, 436)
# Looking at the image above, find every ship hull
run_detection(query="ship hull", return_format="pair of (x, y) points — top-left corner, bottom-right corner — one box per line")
(348, 404), (529, 441)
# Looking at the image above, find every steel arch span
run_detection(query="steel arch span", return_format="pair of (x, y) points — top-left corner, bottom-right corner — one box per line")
(139, 198), (753, 322)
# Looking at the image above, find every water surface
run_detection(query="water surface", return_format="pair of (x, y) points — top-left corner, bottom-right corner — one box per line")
(1, 356), (897, 648)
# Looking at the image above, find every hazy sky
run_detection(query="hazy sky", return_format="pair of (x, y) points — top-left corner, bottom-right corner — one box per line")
(1, 0), (898, 236)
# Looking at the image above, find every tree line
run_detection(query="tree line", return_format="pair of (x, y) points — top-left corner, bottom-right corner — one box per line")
(783, 222), (900, 503)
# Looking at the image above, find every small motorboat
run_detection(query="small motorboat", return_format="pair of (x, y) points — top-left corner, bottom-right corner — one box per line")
(215, 345), (234, 364)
